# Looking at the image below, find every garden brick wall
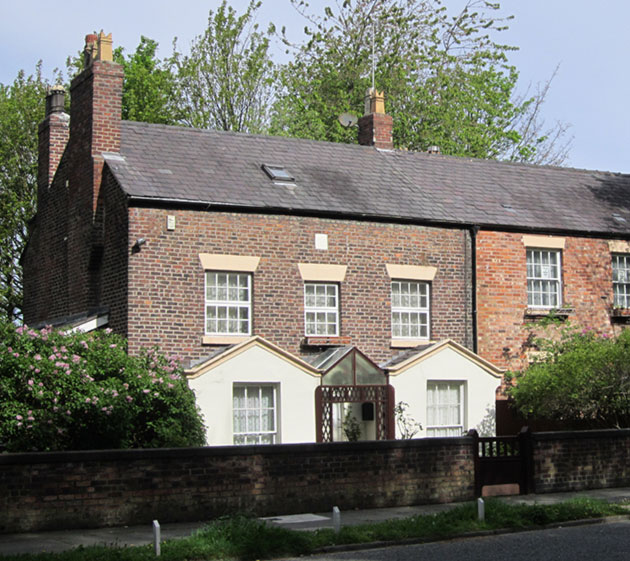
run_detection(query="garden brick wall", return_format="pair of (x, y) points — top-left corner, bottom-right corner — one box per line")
(532, 429), (630, 493)
(0, 438), (474, 533)
(2, 430), (629, 533)
(127, 209), (473, 364)
(476, 230), (624, 372)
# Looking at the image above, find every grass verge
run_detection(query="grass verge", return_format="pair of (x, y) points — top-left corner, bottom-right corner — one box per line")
(0, 498), (626, 561)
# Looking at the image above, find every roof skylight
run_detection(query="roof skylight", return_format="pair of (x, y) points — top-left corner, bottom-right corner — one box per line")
(262, 164), (294, 182)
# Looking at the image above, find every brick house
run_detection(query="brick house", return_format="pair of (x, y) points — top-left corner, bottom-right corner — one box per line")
(22, 32), (630, 443)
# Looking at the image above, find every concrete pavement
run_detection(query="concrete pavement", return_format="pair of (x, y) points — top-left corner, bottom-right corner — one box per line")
(1, 487), (629, 556)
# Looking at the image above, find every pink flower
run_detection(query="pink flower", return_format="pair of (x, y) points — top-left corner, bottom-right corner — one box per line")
(34, 354), (42, 361)
(72, 355), (81, 363)
(27, 379), (34, 386)
(17, 422), (22, 427)
(126, 396), (133, 402)
(15, 415), (23, 420)
(143, 389), (150, 394)
(109, 344), (117, 348)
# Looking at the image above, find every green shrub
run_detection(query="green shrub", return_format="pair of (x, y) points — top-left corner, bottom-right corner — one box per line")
(507, 326), (630, 428)
(0, 321), (205, 451)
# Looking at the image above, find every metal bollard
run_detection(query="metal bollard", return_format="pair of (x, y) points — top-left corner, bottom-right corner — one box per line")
(153, 519), (161, 556)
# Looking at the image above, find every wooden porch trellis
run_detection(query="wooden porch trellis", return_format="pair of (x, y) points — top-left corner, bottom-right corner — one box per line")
(315, 385), (395, 443)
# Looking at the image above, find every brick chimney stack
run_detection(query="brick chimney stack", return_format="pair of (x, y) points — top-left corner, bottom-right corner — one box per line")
(69, 31), (123, 214)
(358, 88), (394, 150)
(38, 85), (69, 200)
(66, 31), (123, 313)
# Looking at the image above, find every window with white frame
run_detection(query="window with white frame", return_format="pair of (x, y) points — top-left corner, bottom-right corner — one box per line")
(205, 272), (251, 335)
(426, 381), (465, 437)
(613, 254), (630, 308)
(232, 384), (277, 445)
(304, 282), (339, 336)
(391, 280), (430, 339)
(526, 249), (561, 308)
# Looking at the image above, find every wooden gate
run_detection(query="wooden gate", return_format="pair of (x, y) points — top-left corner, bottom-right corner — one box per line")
(469, 426), (534, 496)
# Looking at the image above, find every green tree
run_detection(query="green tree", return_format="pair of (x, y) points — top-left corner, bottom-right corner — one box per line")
(114, 36), (178, 125)
(506, 326), (630, 429)
(0, 65), (50, 322)
(271, 0), (569, 163)
(170, 0), (276, 132)
(0, 321), (206, 452)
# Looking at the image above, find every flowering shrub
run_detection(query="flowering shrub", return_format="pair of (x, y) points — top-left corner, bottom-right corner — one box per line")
(506, 326), (630, 429)
(0, 322), (205, 451)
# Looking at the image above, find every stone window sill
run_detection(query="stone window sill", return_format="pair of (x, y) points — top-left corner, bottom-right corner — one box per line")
(302, 336), (352, 347)
(203, 335), (250, 345)
(390, 338), (431, 348)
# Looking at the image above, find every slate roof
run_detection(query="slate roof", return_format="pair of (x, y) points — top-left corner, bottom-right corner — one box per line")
(102, 120), (630, 235)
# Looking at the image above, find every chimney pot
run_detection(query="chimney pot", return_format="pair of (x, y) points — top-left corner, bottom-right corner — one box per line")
(84, 33), (98, 66)
(427, 145), (441, 154)
(45, 85), (66, 117)
(96, 31), (113, 62)
(364, 87), (386, 115)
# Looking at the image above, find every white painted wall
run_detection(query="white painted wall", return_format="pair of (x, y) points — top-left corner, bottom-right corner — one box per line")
(188, 345), (321, 445)
(389, 346), (501, 438)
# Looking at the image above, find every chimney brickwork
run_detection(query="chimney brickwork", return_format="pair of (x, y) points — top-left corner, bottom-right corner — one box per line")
(38, 86), (69, 202)
(24, 32), (124, 325)
(358, 88), (394, 150)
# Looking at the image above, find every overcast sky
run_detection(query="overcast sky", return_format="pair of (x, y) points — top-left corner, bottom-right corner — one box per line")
(2, 1), (629, 173)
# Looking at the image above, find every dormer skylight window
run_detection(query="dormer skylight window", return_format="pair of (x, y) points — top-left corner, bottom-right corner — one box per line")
(262, 164), (294, 182)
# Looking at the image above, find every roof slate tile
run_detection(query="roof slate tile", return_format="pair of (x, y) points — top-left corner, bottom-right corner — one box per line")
(102, 121), (630, 235)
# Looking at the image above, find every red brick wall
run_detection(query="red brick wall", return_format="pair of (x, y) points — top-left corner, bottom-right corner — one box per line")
(126, 209), (473, 363)
(0, 438), (475, 533)
(476, 231), (621, 372)
(533, 429), (630, 493)
(94, 169), (129, 336)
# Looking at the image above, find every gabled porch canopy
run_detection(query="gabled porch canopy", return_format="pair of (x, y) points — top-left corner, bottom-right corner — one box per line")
(306, 346), (389, 386)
